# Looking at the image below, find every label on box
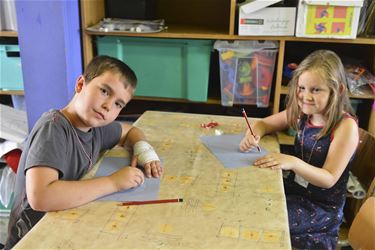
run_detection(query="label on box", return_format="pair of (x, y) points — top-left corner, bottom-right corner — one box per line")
(239, 7), (296, 36)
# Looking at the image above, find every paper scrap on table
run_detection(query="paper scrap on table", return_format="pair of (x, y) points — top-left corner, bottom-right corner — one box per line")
(200, 134), (268, 169)
(95, 157), (160, 201)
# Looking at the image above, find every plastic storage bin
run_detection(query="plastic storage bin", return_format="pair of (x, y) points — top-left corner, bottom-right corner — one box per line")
(214, 40), (278, 107)
(96, 36), (213, 102)
(0, 44), (23, 91)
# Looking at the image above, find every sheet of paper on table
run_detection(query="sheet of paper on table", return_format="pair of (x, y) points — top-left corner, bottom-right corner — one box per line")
(200, 133), (268, 168)
(95, 156), (160, 201)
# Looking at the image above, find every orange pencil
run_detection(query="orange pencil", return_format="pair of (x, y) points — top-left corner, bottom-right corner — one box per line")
(241, 108), (261, 152)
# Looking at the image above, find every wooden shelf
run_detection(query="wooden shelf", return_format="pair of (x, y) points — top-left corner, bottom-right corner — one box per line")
(86, 25), (230, 40)
(0, 31), (18, 37)
(86, 25), (375, 44)
(280, 86), (289, 95)
(0, 90), (24, 95)
(133, 96), (221, 105)
(85, 29), (289, 41)
(284, 36), (375, 45)
(280, 86), (375, 100)
(80, 0), (375, 131)
(276, 131), (295, 146)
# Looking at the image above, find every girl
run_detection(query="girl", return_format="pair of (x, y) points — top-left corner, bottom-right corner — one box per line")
(240, 50), (358, 249)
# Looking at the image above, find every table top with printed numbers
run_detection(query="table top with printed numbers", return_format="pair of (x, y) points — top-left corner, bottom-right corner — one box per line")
(15, 111), (291, 249)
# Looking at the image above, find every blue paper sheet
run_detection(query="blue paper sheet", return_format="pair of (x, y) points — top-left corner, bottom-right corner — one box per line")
(95, 157), (160, 201)
(200, 134), (268, 169)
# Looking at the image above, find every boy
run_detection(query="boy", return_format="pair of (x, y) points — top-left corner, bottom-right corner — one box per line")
(5, 55), (163, 249)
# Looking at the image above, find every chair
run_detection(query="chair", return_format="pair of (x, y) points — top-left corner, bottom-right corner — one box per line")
(338, 128), (375, 248)
(348, 196), (375, 250)
(344, 128), (375, 223)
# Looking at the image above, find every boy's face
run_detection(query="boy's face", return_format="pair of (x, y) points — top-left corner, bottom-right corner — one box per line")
(73, 71), (134, 129)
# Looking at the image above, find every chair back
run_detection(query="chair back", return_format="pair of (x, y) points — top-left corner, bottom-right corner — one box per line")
(348, 196), (375, 250)
(351, 128), (375, 190)
(344, 128), (375, 223)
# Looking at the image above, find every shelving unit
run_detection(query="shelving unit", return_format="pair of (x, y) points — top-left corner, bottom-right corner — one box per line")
(80, 0), (375, 137)
(0, 90), (23, 96)
(0, 31), (17, 37)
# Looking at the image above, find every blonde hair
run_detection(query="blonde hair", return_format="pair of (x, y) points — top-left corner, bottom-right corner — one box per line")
(286, 50), (355, 139)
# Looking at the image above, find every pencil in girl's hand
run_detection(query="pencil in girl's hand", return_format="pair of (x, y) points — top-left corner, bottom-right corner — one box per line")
(241, 108), (261, 152)
(119, 198), (183, 206)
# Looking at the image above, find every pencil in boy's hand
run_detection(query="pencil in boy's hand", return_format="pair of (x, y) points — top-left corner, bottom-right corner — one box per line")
(119, 198), (183, 206)
(241, 108), (261, 152)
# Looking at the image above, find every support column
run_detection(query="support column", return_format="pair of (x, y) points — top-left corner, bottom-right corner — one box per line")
(15, 0), (82, 129)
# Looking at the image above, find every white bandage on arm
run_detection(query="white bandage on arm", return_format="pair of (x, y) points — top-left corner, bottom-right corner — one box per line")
(133, 141), (160, 166)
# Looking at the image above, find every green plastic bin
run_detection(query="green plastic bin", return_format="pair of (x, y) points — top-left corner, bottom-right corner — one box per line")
(0, 44), (23, 90)
(96, 36), (212, 102)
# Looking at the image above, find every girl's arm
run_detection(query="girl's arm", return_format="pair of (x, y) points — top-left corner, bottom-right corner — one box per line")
(255, 117), (359, 188)
(240, 110), (289, 151)
(254, 109), (290, 136)
(292, 117), (358, 188)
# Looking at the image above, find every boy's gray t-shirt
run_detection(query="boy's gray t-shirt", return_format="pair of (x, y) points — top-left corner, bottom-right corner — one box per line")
(6, 109), (122, 249)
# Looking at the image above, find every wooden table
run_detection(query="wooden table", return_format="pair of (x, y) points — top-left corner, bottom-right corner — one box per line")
(15, 111), (291, 249)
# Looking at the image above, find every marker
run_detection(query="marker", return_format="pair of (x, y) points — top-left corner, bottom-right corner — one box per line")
(120, 198), (183, 206)
(241, 108), (261, 152)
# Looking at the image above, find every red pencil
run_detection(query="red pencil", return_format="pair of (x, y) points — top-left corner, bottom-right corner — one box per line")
(241, 108), (261, 152)
(120, 198), (183, 206)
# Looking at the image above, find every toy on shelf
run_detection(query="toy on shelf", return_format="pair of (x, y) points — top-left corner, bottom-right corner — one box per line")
(283, 63), (298, 80)
(345, 64), (375, 95)
(214, 40), (278, 107)
(236, 57), (256, 97)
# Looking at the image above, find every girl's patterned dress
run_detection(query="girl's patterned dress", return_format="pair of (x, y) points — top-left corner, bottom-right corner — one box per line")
(284, 115), (355, 250)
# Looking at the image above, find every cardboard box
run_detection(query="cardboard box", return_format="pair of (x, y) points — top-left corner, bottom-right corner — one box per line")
(238, 0), (296, 36)
(296, 0), (364, 39)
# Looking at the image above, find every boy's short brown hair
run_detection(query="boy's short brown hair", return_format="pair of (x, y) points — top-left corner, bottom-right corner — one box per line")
(83, 55), (137, 89)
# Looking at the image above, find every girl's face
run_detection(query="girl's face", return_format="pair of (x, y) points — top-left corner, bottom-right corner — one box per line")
(297, 70), (331, 122)
(74, 71), (134, 131)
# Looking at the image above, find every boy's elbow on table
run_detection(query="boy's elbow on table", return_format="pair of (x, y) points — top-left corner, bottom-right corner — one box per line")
(27, 185), (59, 212)
(27, 194), (50, 212)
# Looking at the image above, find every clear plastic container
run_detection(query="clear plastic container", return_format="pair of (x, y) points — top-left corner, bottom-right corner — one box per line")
(214, 40), (278, 107)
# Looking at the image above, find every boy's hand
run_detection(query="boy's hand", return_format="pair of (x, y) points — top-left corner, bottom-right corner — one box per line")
(109, 157), (145, 191)
(144, 160), (163, 178)
(133, 141), (162, 178)
(239, 129), (260, 152)
(131, 155), (163, 178)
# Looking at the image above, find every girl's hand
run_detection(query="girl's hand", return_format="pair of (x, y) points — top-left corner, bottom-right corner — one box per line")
(143, 160), (163, 178)
(239, 129), (260, 152)
(109, 157), (145, 191)
(254, 152), (300, 170)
